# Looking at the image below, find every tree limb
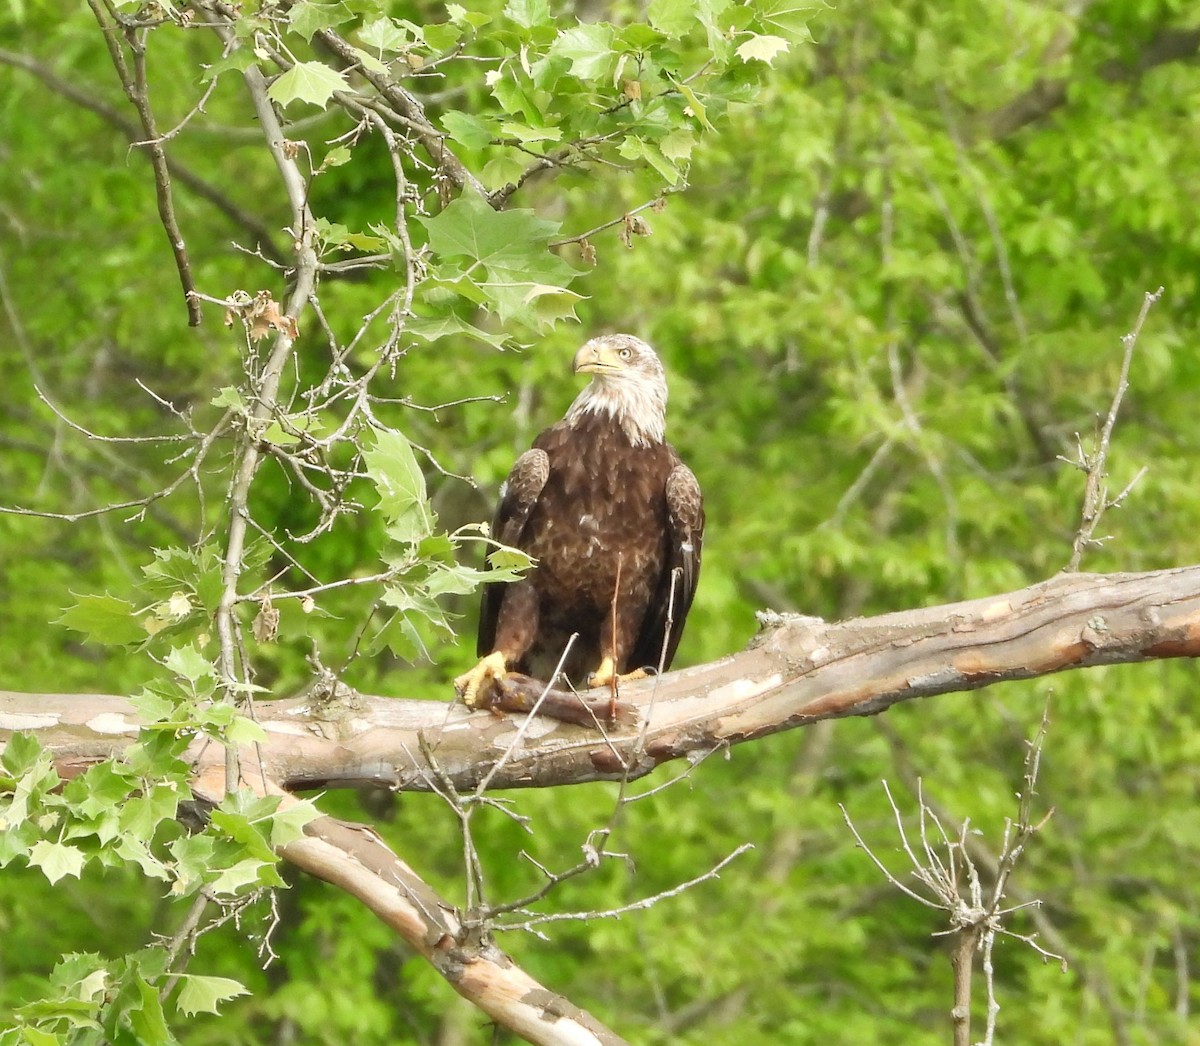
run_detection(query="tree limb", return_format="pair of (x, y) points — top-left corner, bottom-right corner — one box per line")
(0, 46), (285, 261)
(8, 565), (1200, 790)
(184, 766), (631, 1046)
(984, 24), (1200, 139)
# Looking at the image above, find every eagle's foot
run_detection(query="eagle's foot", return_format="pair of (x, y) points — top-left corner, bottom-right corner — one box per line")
(586, 656), (648, 690)
(454, 651), (509, 709)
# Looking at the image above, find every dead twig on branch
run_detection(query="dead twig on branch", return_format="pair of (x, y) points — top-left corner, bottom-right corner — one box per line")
(1063, 287), (1163, 571)
(841, 709), (1061, 1046)
(87, 0), (204, 326)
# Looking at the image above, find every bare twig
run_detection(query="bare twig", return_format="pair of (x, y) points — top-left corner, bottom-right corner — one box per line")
(496, 843), (753, 934)
(1063, 287), (1164, 571)
(842, 710), (1061, 1045)
(87, 0), (203, 326)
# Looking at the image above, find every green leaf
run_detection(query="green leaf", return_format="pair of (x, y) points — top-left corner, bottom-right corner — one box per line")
(660, 128), (696, 162)
(488, 546), (537, 571)
(175, 975), (250, 1017)
(423, 21), (462, 52)
(269, 798), (322, 847)
(550, 22), (615, 80)
(199, 49), (258, 83)
(359, 17), (411, 53)
(500, 121), (562, 143)
(63, 762), (134, 819)
(619, 136), (681, 184)
(673, 77), (714, 131)
(118, 784), (182, 839)
(2, 731), (44, 776)
(57, 593), (145, 647)
(209, 856), (283, 895)
(128, 973), (172, 1045)
(141, 545), (225, 615)
(267, 61), (347, 109)
(504, 0), (549, 29)
(16, 1027), (60, 1046)
(317, 145), (352, 172)
(404, 312), (509, 349)
(164, 644), (215, 685)
(27, 840), (86, 884)
(211, 385), (245, 410)
(363, 429), (435, 544)
(647, 0), (695, 36)
(287, 1), (355, 41)
(754, 0), (825, 37)
(419, 193), (581, 328)
(223, 714), (268, 745)
(441, 111), (494, 151)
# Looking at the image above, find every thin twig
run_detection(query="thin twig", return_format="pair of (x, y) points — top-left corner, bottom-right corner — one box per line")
(1064, 287), (1164, 570)
(88, 0), (203, 326)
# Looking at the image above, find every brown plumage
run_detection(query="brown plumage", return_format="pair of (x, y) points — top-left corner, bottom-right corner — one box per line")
(455, 334), (704, 706)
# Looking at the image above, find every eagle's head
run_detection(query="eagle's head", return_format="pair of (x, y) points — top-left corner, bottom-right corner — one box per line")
(566, 333), (668, 446)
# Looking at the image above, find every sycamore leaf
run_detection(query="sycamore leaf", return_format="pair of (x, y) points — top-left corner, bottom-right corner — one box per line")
(359, 17), (411, 53)
(419, 193), (581, 328)
(647, 0), (694, 36)
(660, 128), (696, 162)
(441, 111), (494, 151)
(57, 593), (145, 647)
(211, 386), (245, 411)
(128, 974), (171, 1044)
(287, 1), (355, 41)
(28, 840), (86, 884)
(164, 644), (215, 685)
(736, 33), (790, 65)
(672, 78), (714, 131)
(268, 798), (322, 847)
(363, 429), (435, 544)
(755, 0), (825, 37)
(176, 976), (250, 1018)
(550, 22), (615, 80)
(404, 312), (509, 349)
(424, 21), (462, 52)
(267, 61), (347, 109)
(504, 0), (549, 30)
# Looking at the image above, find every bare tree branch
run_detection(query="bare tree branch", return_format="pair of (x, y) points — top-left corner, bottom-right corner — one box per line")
(1063, 287), (1163, 570)
(0, 47), (285, 261)
(10, 564), (1200, 792)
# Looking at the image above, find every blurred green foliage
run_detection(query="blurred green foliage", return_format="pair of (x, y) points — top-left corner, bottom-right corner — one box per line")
(2, 0), (1200, 1043)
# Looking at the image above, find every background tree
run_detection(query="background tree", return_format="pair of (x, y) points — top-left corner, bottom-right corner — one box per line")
(2, 0), (1200, 1044)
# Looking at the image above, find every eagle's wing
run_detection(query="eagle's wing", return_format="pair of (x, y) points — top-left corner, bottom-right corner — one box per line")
(630, 463), (704, 673)
(477, 448), (549, 657)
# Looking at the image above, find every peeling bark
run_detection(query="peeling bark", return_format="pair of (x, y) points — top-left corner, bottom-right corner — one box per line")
(6, 566), (1200, 792)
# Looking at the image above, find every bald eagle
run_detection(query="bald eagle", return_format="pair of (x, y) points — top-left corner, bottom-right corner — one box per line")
(455, 334), (704, 707)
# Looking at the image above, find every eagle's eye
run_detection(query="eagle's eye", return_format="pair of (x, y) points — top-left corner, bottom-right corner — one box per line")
(618, 347), (633, 360)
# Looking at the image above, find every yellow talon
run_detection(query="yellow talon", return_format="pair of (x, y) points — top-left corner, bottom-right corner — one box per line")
(586, 656), (647, 690)
(454, 650), (509, 708)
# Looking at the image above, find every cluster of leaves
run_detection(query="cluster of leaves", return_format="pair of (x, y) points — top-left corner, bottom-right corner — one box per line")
(0, 682), (317, 1043)
(0, 950), (247, 1046)
(361, 428), (532, 661)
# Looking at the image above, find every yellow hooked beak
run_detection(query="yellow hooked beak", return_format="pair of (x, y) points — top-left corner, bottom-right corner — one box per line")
(573, 342), (628, 376)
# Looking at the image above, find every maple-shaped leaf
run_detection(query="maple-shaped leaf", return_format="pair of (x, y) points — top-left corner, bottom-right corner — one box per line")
(267, 61), (347, 109)
(419, 193), (581, 329)
(736, 33), (790, 65)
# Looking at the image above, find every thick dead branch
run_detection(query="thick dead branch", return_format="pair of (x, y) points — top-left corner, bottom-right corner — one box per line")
(7, 565), (1200, 791)
(186, 768), (629, 1046)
